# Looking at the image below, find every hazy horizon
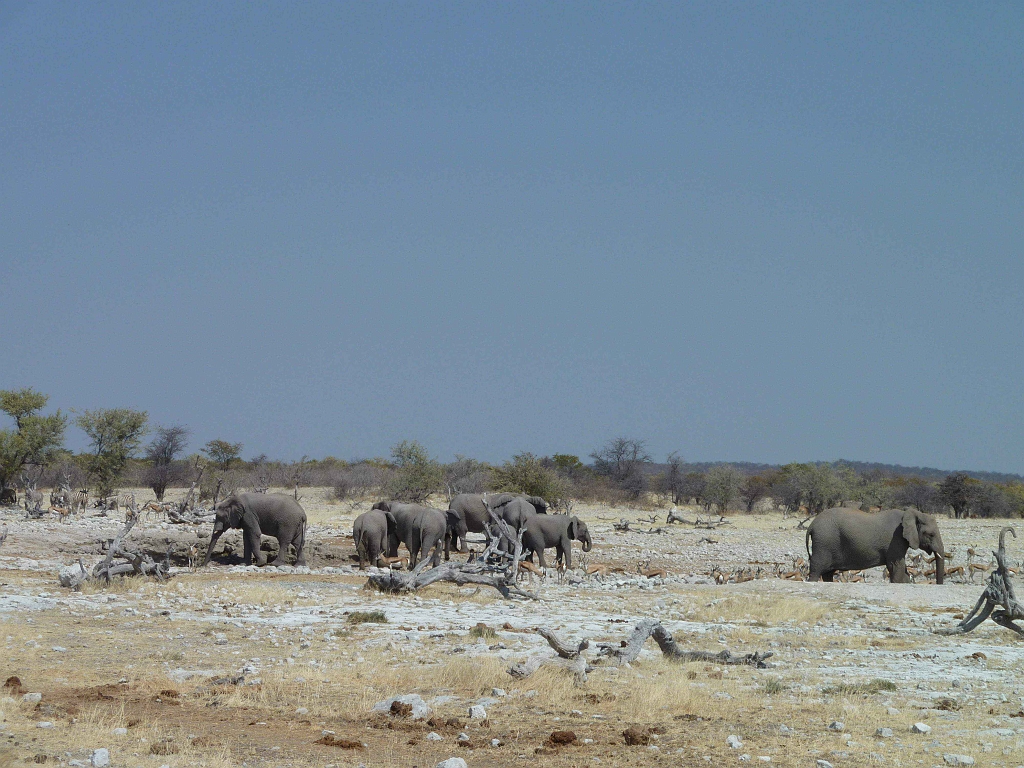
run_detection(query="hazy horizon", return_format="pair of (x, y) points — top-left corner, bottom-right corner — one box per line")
(2, 3), (1022, 473)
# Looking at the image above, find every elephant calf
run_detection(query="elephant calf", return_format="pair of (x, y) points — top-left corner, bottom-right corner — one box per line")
(353, 509), (391, 569)
(806, 507), (946, 583)
(445, 492), (549, 559)
(372, 501), (446, 569)
(204, 493), (308, 567)
(522, 514), (592, 570)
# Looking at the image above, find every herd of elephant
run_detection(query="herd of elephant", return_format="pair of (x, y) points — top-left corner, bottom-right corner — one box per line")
(197, 490), (947, 588)
(354, 493), (593, 570)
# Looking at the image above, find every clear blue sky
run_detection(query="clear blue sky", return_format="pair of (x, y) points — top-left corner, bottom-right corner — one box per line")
(1, 2), (1021, 472)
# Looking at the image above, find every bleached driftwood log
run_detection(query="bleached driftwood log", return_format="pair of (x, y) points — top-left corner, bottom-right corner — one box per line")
(595, 619), (772, 668)
(366, 497), (538, 599)
(508, 628), (591, 685)
(936, 527), (1024, 637)
(59, 517), (171, 589)
(510, 619), (773, 685)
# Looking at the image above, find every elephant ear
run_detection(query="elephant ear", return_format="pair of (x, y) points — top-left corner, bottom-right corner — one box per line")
(385, 511), (397, 530)
(371, 500), (391, 513)
(901, 510), (920, 550)
(526, 496), (549, 514)
(567, 517), (577, 539)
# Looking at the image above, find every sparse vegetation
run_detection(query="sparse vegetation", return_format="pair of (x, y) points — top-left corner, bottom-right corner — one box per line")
(346, 610), (387, 624)
(822, 678), (898, 695)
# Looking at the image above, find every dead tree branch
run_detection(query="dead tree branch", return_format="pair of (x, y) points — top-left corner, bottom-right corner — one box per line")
(936, 527), (1024, 638)
(595, 619), (773, 668)
(0, 525), (7, 548)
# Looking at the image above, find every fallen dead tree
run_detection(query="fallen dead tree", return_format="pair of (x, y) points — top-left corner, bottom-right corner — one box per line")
(665, 508), (732, 529)
(509, 619), (773, 685)
(366, 499), (538, 600)
(613, 518), (667, 534)
(936, 527), (1024, 638)
(59, 516), (171, 589)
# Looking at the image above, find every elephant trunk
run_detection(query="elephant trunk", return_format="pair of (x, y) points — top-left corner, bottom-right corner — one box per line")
(582, 533), (592, 552)
(933, 547), (945, 585)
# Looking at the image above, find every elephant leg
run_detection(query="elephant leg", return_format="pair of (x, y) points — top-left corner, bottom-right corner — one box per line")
(821, 571), (835, 582)
(269, 532), (287, 565)
(536, 549), (548, 569)
(247, 527), (266, 566)
(561, 539), (572, 570)
(292, 525), (307, 566)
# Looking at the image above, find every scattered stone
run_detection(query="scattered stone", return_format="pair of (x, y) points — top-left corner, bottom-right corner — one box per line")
(113, 728), (127, 735)
(37, 722), (54, 729)
(942, 756), (975, 766)
(778, 725), (793, 736)
(427, 732), (443, 742)
(373, 694), (431, 720)
(490, 738), (501, 747)
(295, 707), (308, 716)
(875, 728), (894, 738)
(828, 721), (845, 732)
(887, 707), (900, 715)
(435, 759), (468, 768)
(90, 749), (110, 768)
(738, 755), (751, 762)
(727, 735), (743, 749)
(816, 761), (835, 768)
(492, 688), (506, 697)
(457, 732), (470, 742)
(911, 723), (932, 734)
(468, 704), (487, 720)
(758, 758), (771, 763)
(548, 730), (577, 745)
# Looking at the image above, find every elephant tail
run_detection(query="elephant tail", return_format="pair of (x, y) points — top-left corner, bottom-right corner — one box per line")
(805, 526), (812, 558)
(295, 519), (307, 560)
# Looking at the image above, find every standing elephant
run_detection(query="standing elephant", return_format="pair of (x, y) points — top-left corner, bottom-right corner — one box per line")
(522, 514), (592, 569)
(353, 508), (392, 569)
(806, 507), (945, 583)
(372, 501), (446, 569)
(203, 493), (307, 567)
(445, 493), (549, 558)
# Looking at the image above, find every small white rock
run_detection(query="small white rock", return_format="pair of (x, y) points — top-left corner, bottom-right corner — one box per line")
(22, 692), (42, 704)
(113, 727), (127, 735)
(876, 727), (894, 738)
(435, 759), (468, 768)
(295, 707), (308, 715)
(828, 721), (845, 732)
(469, 704), (487, 719)
(426, 732), (443, 742)
(457, 732), (470, 742)
(492, 688), (507, 697)
(490, 738), (501, 747)
(90, 748), (110, 768)
(943, 756), (975, 767)
(727, 734), (743, 749)
(37, 721), (54, 729)
(911, 722), (932, 734)
(816, 761), (834, 768)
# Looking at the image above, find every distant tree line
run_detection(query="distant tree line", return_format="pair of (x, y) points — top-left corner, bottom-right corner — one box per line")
(1, 388), (1022, 518)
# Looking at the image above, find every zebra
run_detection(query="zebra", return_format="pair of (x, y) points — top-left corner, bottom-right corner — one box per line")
(69, 491), (89, 514)
(102, 493), (136, 513)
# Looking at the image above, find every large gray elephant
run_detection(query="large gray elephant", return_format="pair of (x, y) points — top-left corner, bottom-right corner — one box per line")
(353, 508), (392, 569)
(372, 501), (446, 569)
(806, 507), (945, 583)
(445, 492), (549, 558)
(522, 514), (592, 569)
(203, 493), (307, 567)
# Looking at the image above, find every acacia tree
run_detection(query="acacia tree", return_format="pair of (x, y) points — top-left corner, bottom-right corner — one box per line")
(385, 440), (442, 503)
(0, 388), (67, 494)
(202, 439), (243, 470)
(145, 425), (190, 501)
(591, 437), (652, 499)
(76, 408), (148, 498)
(739, 472), (773, 513)
(704, 464), (742, 515)
(939, 472), (977, 519)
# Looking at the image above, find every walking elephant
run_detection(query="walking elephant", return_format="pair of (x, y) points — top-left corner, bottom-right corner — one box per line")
(445, 492), (549, 558)
(203, 493), (307, 567)
(372, 501), (446, 569)
(522, 514), (592, 570)
(353, 508), (393, 569)
(806, 507), (945, 583)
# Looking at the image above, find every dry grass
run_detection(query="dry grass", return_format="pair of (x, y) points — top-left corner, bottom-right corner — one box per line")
(688, 593), (831, 626)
